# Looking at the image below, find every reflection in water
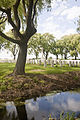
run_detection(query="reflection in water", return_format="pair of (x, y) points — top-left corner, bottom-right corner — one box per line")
(0, 92), (80, 120)
(6, 101), (18, 119)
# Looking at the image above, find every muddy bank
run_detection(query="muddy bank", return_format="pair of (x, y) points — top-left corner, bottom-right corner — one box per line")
(0, 71), (80, 101)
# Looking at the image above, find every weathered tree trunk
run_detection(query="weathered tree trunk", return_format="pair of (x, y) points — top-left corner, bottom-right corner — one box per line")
(13, 54), (16, 60)
(56, 54), (58, 59)
(64, 54), (67, 59)
(45, 52), (48, 60)
(75, 56), (77, 60)
(13, 43), (27, 75)
(35, 53), (38, 59)
(16, 105), (28, 120)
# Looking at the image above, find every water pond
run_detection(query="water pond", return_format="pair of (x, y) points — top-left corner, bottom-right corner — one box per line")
(0, 91), (80, 120)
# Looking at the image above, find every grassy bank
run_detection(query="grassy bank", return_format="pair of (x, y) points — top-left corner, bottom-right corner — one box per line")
(0, 62), (80, 101)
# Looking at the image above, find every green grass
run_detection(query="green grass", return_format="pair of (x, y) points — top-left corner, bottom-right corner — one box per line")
(0, 62), (80, 76)
(0, 62), (80, 92)
(25, 64), (80, 74)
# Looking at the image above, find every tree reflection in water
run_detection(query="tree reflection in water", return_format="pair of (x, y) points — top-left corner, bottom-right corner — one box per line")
(0, 101), (34, 120)
(0, 92), (80, 120)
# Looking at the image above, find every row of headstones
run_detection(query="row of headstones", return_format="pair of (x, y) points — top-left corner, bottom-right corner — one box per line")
(0, 60), (16, 63)
(26, 59), (80, 67)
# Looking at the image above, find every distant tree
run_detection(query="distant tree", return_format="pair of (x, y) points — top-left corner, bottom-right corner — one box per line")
(60, 35), (71, 59)
(69, 34), (80, 59)
(3, 30), (19, 60)
(28, 33), (42, 59)
(41, 33), (55, 60)
(60, 34), (80, 60)
(50, 40), (60, 59)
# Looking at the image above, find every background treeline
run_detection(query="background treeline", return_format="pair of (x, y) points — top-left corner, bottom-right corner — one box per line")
(28, 33), (80, 60)
(0, 32), (80, 60)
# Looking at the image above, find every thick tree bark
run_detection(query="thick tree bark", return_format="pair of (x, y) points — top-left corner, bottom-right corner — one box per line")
(13, 54), (16, 60)
(64, 54), (67, 59)
(13, 43), (27, 75)
(45, 52), (48, 60)
(16, 105), (28, 120)
(75, 56), (77, 60)
(56, 54), (58, 59)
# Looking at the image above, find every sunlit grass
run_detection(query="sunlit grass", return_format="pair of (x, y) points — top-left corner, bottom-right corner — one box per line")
(25, 64), (80, 74)
(0, 62), (80, 92)
(0, 63), (80, 76)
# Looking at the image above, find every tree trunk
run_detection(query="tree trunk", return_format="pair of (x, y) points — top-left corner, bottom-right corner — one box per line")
(13, 43), (27, 75)
(35, 52), (38, 59)
(45, 52), (48, 60)
(56, 55), (58, 59)
(64, 54), (67, 59)
(75, 56), (77, 60)
(16, 105), (28, 120)
(13, 54), (16, 60)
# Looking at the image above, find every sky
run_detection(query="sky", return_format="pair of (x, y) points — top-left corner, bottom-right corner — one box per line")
(0, 0), (80, 59)
(37, 0), (80, 39)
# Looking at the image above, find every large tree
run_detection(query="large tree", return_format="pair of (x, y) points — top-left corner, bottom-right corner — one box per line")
(0, 0), (52, 75)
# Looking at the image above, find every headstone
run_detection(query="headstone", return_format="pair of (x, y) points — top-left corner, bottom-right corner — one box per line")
(33, 59), (35, 64)
(75, 61), (78, 67)
(39, 60), (41, 65)
(69, 61), (71, 67)
(72, 61), (75, 67)
(51, 60), (54, 67)
(60, 60), (62, 67)
(44, 60), (47, 67)
(47, 60), (50, 65)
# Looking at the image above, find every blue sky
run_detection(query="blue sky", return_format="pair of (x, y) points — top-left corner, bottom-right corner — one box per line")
(37, 0), (80, 39)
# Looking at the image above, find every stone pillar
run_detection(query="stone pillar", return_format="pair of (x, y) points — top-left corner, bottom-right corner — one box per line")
(69, 61), (71, 67)
(39, 60), (41, 65)
(60, 60), (62, 67)
(72, 61), (75, 67)
(33, 59), (35, 64)
(75, 61), (78, 67)
(47, 59), (50, 65)
(51, 60), (54, 67)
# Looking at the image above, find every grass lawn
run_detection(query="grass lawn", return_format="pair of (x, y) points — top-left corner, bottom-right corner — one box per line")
(0, 62), (80, 77)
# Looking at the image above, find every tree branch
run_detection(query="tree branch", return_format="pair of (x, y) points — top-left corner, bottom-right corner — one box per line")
(0, 31), (21, 44)
(22, 0), (26, 17)
(0, 18), (7, 25)
(0, 7), (23, 39)
(27, 0), (33, 28)
(6, 8), (23, 39)
(0, 7), (7, 13)
(13, 0), (21, 31)
(32, 0), (38, 21)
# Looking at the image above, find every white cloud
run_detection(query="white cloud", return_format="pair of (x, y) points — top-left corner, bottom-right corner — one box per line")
(67, 98), (80, 112)
(38, 16), (62, 38)
(25, 100), (39, 111)
(52, 4), (68, 16)
(61, 6), (80, 20)
(38, 17), (77, 39)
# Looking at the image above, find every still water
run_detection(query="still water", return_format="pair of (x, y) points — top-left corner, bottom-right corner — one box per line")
(0, 91), (80, 120)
